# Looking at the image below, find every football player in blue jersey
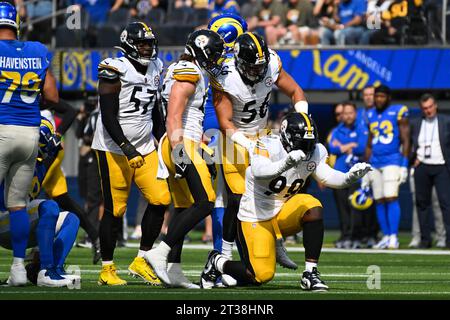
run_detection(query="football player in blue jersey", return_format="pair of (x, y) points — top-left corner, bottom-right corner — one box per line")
(0, 2), (61, 286)
(0, 117), (81, 287)
(363, 85), (410, 249)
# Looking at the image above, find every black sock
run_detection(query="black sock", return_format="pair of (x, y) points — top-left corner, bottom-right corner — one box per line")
(164, 201), (214, 248)
(303, 219), (324, 262)
(168, 208), (185, 263)
(99, 209), (122, 261)
(54, 193), (99, 241)
(140, 204), (166, 251)
(222, 191), (241, 243)
(223, 261), (257, 285)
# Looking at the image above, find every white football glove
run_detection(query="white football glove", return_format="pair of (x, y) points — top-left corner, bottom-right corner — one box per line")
(286, 150), (307, 165)
(399, 167), (408, 184)
(346, 162), (372, 184)
(361, 171), (371, 189)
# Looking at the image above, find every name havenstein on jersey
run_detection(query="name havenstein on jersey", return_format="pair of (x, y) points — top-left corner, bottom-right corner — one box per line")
(0, 56), (44, 69)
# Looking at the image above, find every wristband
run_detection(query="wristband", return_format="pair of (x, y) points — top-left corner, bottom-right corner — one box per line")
(294, 100), (309, 114)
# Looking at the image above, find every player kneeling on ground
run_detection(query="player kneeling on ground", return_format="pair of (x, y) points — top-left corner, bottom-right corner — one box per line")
(0, 119), (81, 288)
(200, 112), (372, 291)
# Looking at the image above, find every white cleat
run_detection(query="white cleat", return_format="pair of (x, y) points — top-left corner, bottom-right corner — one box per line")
(221, 274), (237, 287)
(373, 235), (390, 249)
(388, 235), (399, 249)
(7, 263), (27, 286)
(37, 269), (74, 288)
(167, 263), (200, 289)
(144, 249), (170, 285)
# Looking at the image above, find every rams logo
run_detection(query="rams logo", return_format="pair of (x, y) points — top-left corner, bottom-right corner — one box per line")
(307, 161), (316, 172)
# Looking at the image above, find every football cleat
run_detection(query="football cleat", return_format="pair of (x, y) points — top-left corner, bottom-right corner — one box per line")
(387, 235), (399, 249)
(221, 274), (237, 287)
(98, 263), (127, 286)
(7, 263), (27, 286)
(373, 235), (390, 249)
(143, 249), (170, 285)
(37, 268), (73, 288)
(300, 267), (328, 292)
(25, 262), (40, 285)
(275, 238), (298, 270)
(92, 238), (101, 265)
(56, 266), (81, 282)
(167, 263), (200, 289)
(128, 257), (161, 286)
(200, 250), (221, 289)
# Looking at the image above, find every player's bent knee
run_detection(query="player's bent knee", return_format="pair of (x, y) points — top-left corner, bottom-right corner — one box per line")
(38, 200), (60, 218)
(302, 206), (323, 222)
(254, 270), (275, 284)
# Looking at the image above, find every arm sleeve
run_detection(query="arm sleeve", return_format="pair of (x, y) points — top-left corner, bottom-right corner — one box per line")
(99, 92), (130, 147)
(312, 160), (351, 189)
(251, 153), (295, 180)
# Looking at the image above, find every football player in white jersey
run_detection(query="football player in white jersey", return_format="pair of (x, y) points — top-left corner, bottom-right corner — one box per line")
(210, 31), (309, 266)
(144, 30), (225, 288)
(92, 22), (171, 286)
(200, 112), (372, 291)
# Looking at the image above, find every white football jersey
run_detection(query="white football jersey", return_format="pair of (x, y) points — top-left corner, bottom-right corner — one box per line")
(211, 49), (282, 136)
(92, 57), (163, 155)
(161, 60), (207, 143)
(238, 135), (328, 222)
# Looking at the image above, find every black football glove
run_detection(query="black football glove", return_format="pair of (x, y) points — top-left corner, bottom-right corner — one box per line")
(200, 143), (217, 180)
(120, 142), (145, 168)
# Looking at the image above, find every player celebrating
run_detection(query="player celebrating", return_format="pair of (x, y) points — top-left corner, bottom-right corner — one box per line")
(200, 112), (372, 290)
(204, 12), (247, 253)
(92, 22), (171, 286)
(0, 2), (61, 286)
(144, 29), (226, 287)
(211, 31), (309, 265)
(0, 117), (81, 287)
(363, 85), (410, 249)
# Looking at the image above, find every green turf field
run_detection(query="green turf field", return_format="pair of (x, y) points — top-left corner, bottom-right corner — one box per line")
(1, 231), (450, 300)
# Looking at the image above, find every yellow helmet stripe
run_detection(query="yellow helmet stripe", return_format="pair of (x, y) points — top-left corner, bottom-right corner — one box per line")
(139, 22), (152, 34)
(247, 32), (263, 59)
(41, 119), (55, 134)
(299, 112), (312, 132)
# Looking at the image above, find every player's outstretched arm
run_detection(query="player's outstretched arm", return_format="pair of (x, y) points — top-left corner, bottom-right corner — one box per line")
(275, 69), (308, 114)
(313, 159), (372, 189)
(251, 146), (306, 180)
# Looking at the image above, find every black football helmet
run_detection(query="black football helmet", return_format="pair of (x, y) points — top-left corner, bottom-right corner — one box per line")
(118, 22), (158, 66)
(233, 32), (270, 85)
(280, 112), (318, 156)
(185, 29), (225, 76)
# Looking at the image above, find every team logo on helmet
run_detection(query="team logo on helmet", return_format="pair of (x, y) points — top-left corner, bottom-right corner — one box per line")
(280, 119), (287, 132)
(234, 42), (240, 55)
(120, 30), (128, 42)
(195, 35), (209, 49)
(154, 75), (160, 86)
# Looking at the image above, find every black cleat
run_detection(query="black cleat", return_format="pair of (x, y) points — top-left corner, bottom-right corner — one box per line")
(200, 250), (221, 289)
(92, 238), (101, 265)
(300, 267), (328, 292)
(25, 262), (40, 285)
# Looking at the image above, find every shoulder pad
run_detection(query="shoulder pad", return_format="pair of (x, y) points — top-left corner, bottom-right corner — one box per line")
(172, 61), (200, 84)
(98, 58), (123, 80)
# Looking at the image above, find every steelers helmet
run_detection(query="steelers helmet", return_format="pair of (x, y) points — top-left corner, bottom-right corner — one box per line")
(118, 22), (158, 66)
(350, 186), (374, 211)
(208, 13), (248, 51)
(280, 112), (318, 156)
(185, 29), (225, 77)
(0, 2), (19, 37)
(233, 32), (270, 85)
(38, 116), (57, 160)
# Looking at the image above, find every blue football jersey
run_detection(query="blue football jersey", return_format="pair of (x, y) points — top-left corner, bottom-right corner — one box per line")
(0, 40), (50, 127)
(367, 104), (409, 168)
